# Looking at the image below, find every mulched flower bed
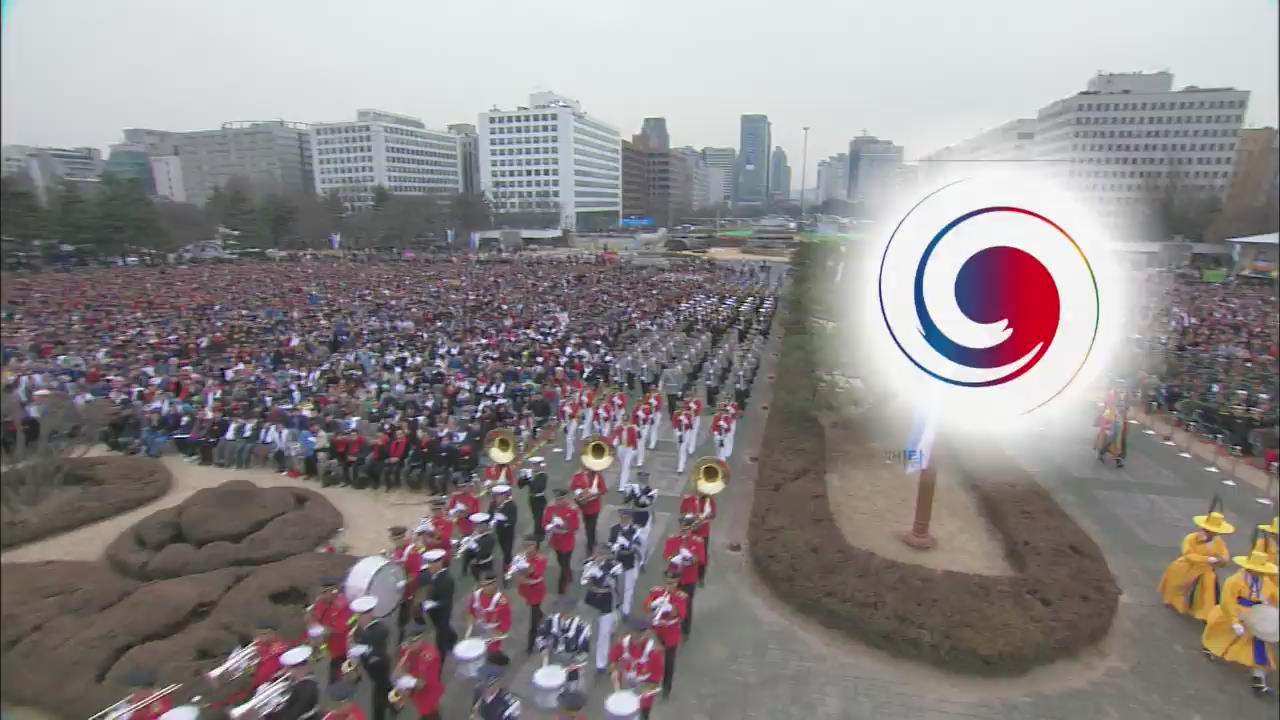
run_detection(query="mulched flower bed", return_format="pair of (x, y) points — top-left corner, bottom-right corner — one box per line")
(748, 244), (1119, 675)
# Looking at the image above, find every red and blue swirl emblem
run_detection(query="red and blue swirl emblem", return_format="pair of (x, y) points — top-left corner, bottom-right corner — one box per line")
(875, 181), (1102, 415)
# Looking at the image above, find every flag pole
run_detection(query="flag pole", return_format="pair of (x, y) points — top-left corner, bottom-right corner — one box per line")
(901, 409), (938, 550)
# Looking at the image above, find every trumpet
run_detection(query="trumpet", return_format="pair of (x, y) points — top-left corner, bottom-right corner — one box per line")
(206, 644), (258, 682)
(504, 551), (531, 581)
(544, 516), (566, 534)
(341, 624), (363, 679)
(229, 675), (293, 719)
(452, 531), (481, 558)
(650, 594), (675, 624)
(89, 684), (184, 720)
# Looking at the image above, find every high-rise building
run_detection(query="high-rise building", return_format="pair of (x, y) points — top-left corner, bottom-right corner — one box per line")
(1034, 71), (1248, 224)
(815, 153), (848, 205)
(848, 135), (903, 216)
(448, 123), (481, 195)
(621, 139), (647, 219)
(918, 118), (1037, 184)
(479, 92), (622, 231)
(1, 145), (105, 204)
(150, 155), (187, 203)
(701, 147), (735, 206)
(311, 110), (459, 208)
(1223, 127), (1278, 213)
(670, 147), (706, 222)
(104, 144), (157, 194)
(769, 146), (791, 202)
(161, 121), (314, 206)
(735, 115), (771, 205)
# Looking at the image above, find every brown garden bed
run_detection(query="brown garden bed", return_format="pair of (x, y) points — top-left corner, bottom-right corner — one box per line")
(1, 455), (173, 550)
(748, 244), (1119, 675)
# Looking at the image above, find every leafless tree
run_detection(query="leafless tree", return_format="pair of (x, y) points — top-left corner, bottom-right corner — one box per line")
(0, 390), (109, 514)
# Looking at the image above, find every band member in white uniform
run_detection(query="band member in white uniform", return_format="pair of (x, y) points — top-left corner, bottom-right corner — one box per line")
(581, 548), (623, 673)
(608, 508), (644, 615)
(609, 419), (641, 490)
(535, 596), (592, 693)
(623, 475), (659, 569)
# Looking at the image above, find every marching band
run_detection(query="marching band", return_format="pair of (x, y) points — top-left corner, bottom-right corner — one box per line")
(94, 292), (771, 720)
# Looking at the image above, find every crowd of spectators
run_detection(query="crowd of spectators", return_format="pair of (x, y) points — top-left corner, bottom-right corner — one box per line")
(1, 254), (780, 490)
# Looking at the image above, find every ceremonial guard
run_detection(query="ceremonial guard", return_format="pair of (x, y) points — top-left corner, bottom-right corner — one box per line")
(460, 512), (498, 581)
(510, 534), (549, 653)
(391, 623), (443, 720)
(264, 647), (320, 720)
(517, 456), (549, 542)
(120, 670), (174, 720)
(559, 397), (580, 461)
(1201, 540), (1278, 695)
(664, 517), (707, 637)
(544, 489), (582, 594)
(322, 682), (366, 720)
(609, 418), (642, 489)
(419, 549), (457, 664)
(387, 526), (424, 633)
(623, 475), (659, 569)
(678, 488), (716, 586)
(570, 464), (607, 555)
(471, 659), (522, 720)
(672, 403), (694, 474)
(489, 484), (518, 574)
(351, 595), (393, 720)
(1157, 499), (1234, 620)
(608, 619), (664, 720)
(466, 574), (513, 663)
(306, 577), (353, 682)
(647, 571), (690, 698)
(582, 547), (624, 673)
(608, 508), (644, 614)
(630, 402), (653, 467)
(535, 597), (592, 693)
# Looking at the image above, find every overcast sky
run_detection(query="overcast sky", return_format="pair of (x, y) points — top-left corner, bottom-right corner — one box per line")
(2, 0), (1276, 184)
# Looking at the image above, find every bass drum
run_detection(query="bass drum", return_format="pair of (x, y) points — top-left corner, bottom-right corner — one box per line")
(344, 556), (406, 618)
(1242, 603), (1279, 643)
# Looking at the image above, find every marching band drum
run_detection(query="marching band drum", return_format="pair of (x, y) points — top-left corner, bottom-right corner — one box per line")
(344, 556), (406, 618)
(158, 705), (201, 720)
(452, 637), (488, 679)
(531, 664), (568, 710)
(1243, 602), (1280, 643)
(604, 689), (641, 720)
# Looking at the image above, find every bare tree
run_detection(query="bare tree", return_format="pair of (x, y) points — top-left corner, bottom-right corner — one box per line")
(0, 391), (108, 514)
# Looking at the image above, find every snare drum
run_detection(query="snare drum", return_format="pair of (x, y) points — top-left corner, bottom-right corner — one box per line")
(159, 706), (201, 720)
(344, 556), (406, 618)
(604, 690), (640, 720)
(531, 664), (568, 710)
(452, 637), (488, 678)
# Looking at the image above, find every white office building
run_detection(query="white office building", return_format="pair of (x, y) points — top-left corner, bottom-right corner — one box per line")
(816, 153), (849, 204)
(700, 147), (736, 205)
(150, 155), (187, 202)
(1, 145), (105, 204)
(479, 92), (622, 231)
(311, 110), (460, 208)
(918, 118), (1037, 184)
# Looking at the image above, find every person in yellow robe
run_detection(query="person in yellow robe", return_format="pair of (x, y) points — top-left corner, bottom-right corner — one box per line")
(1201, 544), (1278, 696)
(1157, 508), (1233, 620)
(1256, 517), (1278, 562)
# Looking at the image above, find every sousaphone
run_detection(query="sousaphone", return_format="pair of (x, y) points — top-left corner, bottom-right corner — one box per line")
(581, 434), (615, 471)
(485, 429), (517, 465)
(691, 456), (729, 495)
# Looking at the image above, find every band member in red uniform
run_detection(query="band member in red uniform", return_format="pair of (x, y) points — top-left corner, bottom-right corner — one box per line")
(686, 396), (704, 440)
(248, 618), (290, 690)
(646, 571), (690, 698)
(482, 461), (515, 493)
(392, 623), (443, 720)
(543, 489), (582, 594)
(644, 391), (663, 451)
(418, 501), (453, 571)
(386, 526), (423, 633)
(610, 388), (628, 414)
(306, 577), (353, 683)
(121, 670), (174, 720)
(322, 681), (366, 720)
(630, 402), (653, 467)
(679, 488), (716, 586)
(447, 479), (482, 538)
(591, 401), (613, 440)
(710, 410), (731, 461)
(570, 464), (607, 555)
(672, 404), (694, 474)
(608, 419), (641, 489)
(465, 575), (512, 663)
(513, 533), (550, 653)
(608, 619), (664, 719)
(663, 517), (706, 638)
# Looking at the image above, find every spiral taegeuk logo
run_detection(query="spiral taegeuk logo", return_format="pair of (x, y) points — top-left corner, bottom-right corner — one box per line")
(875, 179), (1103, 416)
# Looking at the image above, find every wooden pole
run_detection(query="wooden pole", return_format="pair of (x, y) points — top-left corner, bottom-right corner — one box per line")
(901, 461), (937, 550)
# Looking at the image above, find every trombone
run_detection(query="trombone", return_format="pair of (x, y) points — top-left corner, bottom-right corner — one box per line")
(89, 684), (184, 720)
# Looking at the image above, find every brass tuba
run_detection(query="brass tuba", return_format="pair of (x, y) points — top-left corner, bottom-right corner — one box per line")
(484, 429), (517, 465)
(580, 434), (614, 472)
(690, 456), (729, 495)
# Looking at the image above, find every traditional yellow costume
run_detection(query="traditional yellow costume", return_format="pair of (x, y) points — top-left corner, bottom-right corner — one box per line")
(1201, 545), (1278, 695)
(1157, 511), (1233, 620)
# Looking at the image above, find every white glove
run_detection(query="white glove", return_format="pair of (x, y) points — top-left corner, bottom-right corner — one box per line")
(348, 644), (370, 658)
(422, 600), (439, 612)
(395, 675), (418, 691)
(1232, 622), (1245, 637)
(1207, 557), (1219, 564)
(494, 513), (508, 523)
(306, 625), (326, 639)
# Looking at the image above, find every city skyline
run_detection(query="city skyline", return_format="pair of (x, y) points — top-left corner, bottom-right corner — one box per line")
(2, 0), (1275, 190)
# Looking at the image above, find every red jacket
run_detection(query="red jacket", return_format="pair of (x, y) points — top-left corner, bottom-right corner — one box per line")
(251, 638), (290, 687)
(688, 398), (703, 416)
(543, 503), (581, 554)
(127, 692), (174, 720)
(609, 424), (640, 450)
(399, 642), (443, 715)
(466, 589), (513, 652)
(673, 410), (693, 432)
(391, 541), (424, 600)
(308, 591), (353, 659)
(449, 492), (482, 535)
(559, 401), (580, 424)
(632, 405), (653, 426)
(388, 436), (409, 460)
(516, 551), (549, 607)
(322, 705), (368, 720)
(570, 471), (607, 516)
(483, 464), (514, 486)
(663, 534), (706, 585)
(646, 393), (663, 412)
(645, 587), (689, 648)
(679, 495), (716, 539)
(608, 634), (664, 709)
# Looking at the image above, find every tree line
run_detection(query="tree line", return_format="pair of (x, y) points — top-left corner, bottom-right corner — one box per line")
(0, 173), (505, 255)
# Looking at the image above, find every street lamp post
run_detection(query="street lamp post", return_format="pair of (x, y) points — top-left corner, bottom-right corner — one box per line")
(799, 126), (811, 219)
